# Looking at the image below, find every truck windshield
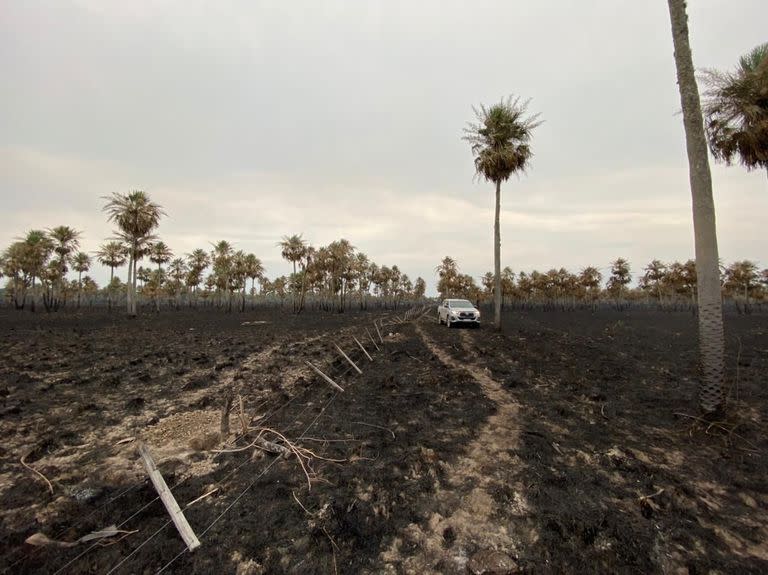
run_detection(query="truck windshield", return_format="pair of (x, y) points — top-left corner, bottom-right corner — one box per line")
(449, 300), (473, 307)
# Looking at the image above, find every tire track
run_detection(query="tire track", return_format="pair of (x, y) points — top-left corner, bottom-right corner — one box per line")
(380, 323), (528, 574)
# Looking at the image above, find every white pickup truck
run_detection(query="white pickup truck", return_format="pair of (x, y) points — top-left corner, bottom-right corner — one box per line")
(437, 299), (481, 328)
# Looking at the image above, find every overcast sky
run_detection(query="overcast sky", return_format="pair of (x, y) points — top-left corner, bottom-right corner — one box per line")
(1, 0), (766, 293)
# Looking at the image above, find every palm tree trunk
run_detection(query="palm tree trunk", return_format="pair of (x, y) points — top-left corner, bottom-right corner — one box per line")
(77, 271), (82, 308)
(493, 179), (502, 330)
(126, 253), (134, 315)
(668, 0), (725, 415)
(108, 266), (114, 310)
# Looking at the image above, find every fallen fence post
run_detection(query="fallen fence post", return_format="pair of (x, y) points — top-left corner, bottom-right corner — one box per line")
(138, 443), (201, 552)
(365, 328), (380, 351)
(305, 361), (345, 392)
(353, 336), (374, 362)
(334, 343), (363, 375)
(374, 321), (384, 344)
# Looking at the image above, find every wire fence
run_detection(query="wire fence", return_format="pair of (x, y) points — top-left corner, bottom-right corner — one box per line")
(9, 305), (428, 575)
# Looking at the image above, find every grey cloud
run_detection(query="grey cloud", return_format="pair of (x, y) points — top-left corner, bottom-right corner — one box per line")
(1, 1), (767, 293)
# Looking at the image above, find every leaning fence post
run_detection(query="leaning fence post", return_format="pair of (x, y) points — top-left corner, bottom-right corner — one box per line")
(138, 443), (201, 552)
(353, 336), (374, 362)
(374, 321), (384, 344)
(334, 343), (363, 375)
(305, 361), (345, 392)
(365, 328), (380, 351)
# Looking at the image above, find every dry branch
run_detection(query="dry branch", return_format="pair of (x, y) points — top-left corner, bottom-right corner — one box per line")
(25, 525), (138, 548)
(185, 487), (219, 508)
(20, 451), (54, 495)
(674, 412), (760, 451)
(638, 488), (665, 501)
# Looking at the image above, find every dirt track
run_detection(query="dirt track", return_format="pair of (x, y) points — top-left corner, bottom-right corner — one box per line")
(1, 307), (766, 573)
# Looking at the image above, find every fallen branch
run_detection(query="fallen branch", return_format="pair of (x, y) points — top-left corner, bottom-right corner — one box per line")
(185, 487), (219, 508)
(20, 451), (54, 495)
(25, 525), (137, 548)
(638, 488), (665, 501)
(292, 490), (312, 516)
(674, 412), (760, 451)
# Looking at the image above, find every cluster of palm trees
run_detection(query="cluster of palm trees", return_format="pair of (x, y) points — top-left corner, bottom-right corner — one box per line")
(436, 256), (768, 311)
(1, 194), (428, 315)
(277, 234), (426, 313)
(0, 226), (95, 311)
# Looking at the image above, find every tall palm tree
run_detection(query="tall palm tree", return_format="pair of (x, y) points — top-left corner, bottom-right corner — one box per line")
(47, 226), (81, 310)
(279, 234), (308, 276)
(578, 266), (602, 307)
(230, 250), (249, 312)
(413, 277), (426, 300)
(243, 253), (264, 305)
(279, 234), (308, 311)
(103, 191), (165, 317)
(354, 252), (371, 309)
(702, 42), (768, 177)
(149, 241), (173, 271)
(21, 230), (54, 312)
(667, 0), (726, 416)
(96, 241), (127, 310)
(724, 260), (759, 310)
(643, 259), (668, 302)
(327, 239), (355, 312)
(167, 257), (188, 309)
(186, 248), (210, 306)
(435, 256), (459, 300)
(210, 240), (234, 310)
(72, 252), (91, 308)
(464, 96), (541, 329)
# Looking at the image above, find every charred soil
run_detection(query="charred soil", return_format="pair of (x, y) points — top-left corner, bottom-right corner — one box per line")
(0, 307), (766, 574)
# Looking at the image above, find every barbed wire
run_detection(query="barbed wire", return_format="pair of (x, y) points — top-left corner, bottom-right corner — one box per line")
(10, 310), (411, 574)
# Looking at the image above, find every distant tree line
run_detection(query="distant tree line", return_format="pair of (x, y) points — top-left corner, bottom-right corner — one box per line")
(435, 256), (768, 313)
(0, 192), (426, 315)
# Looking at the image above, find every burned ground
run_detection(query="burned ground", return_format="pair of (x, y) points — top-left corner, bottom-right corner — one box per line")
(0, 307), (766, 574)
